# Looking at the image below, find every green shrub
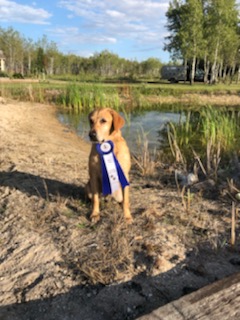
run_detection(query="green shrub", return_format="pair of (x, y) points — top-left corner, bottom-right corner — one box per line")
(12, 73), (24, 79)
(0, 71), (8, 78)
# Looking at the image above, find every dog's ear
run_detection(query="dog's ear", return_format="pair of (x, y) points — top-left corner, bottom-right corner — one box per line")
(110, 110), (125, 131)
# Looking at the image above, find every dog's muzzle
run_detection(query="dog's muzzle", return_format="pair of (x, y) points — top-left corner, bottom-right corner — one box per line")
(89, 130), (98, 141)
(89, 130), (105, 143)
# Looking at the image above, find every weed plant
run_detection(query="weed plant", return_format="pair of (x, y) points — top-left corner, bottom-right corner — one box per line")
(166, 106), (240, 177)
(201, 106), (238, 154)
(133, 127), (161, 176)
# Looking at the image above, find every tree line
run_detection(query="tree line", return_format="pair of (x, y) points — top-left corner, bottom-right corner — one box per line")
(165, 0), (240, 84)
(0, 27), (162, 80)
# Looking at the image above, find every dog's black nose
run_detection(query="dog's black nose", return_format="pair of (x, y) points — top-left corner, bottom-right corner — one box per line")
(89, 130), (97, 141)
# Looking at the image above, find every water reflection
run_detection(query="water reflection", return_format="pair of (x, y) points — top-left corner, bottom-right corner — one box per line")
(123, 111), (184, 152)
(58, 110), (184, 153)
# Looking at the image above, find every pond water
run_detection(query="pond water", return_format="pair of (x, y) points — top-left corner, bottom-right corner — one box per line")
(58, 109), (185, 154)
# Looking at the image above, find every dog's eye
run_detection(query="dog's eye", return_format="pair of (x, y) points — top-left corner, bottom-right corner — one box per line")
(89, 119), (94, 126)
(100, 118), (107, 124)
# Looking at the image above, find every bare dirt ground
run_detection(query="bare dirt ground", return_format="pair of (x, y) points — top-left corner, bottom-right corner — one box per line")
(0, 99), (240, 320)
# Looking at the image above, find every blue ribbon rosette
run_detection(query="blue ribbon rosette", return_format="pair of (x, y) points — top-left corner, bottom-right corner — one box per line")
(96, 141), (129, 196)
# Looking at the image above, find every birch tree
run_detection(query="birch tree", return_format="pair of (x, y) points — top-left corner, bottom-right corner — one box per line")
(0, 27), (24, 74)
(164, 0), (185, 60)
(179, 0), (204, 84)
(202, 0), (239, 83)
(165, 0), (239, 83)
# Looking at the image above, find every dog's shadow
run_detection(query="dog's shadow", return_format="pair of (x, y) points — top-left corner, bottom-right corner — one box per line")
(0, 170), (85, 200)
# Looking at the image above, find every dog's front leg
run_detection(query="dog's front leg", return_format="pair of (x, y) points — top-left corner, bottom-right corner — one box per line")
(89, 178), (101, 223)
(123, 185), (132, 224)
(91, 193), (100, 223)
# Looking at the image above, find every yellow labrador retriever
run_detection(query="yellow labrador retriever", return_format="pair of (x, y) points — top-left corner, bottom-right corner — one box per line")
(86, 108), (132, 224)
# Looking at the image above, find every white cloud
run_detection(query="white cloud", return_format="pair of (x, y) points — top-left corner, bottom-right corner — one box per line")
(59, 0), (168, 22)
(0, 0), (52, 24)
(106, 10), (125, 19)
(58, 0), (169, 48)
(48, 26), (117, 46)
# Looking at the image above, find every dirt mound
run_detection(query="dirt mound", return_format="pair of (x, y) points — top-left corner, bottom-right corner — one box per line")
(0, 100), (240, 320)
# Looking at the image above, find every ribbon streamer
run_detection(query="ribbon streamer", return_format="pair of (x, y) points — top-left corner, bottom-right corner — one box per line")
(96, 141), (129, 196)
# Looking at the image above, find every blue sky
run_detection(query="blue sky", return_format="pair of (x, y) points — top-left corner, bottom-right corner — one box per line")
(1, 1), (239, 63)
(0, 0), (171, 62)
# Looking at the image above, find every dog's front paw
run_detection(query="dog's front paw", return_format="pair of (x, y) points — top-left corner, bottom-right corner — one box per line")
(125, 216), (133, 224)
(124, 209), (133, 224)
(90, 212), (100, 224)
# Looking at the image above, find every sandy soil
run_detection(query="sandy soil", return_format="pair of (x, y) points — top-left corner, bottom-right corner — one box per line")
(0, 99), (240, 320)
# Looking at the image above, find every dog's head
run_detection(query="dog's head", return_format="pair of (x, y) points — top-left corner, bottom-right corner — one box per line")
(88, 108), (125, 143)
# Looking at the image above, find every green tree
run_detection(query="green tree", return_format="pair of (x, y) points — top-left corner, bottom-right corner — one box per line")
(165, 0), (240, 83)
(23, 38), (35, 75)
(92, 50), (121, 77)
(164, 0), (185, 61)
(0, 27), (24, 74)
(35, 47), (45, 73)
(179, 0), (204, 84)
(45, 41), (60, 75)
(203, 0), (239, 83)
(140, 58), (162, 77)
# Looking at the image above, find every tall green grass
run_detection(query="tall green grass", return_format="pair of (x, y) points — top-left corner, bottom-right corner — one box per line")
(166, 106), (240, 176)
(2, 80), (240, 114)
(58, 83), (120, 112)
(201, 106), (238, 153)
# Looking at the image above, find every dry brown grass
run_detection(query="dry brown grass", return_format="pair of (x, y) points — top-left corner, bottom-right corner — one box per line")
(76, 208), (134, 284)
(145, 93), (240, 107)
(132, 132), (162, 177)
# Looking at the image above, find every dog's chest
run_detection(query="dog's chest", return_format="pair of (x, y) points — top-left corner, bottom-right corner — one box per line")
(89, 145), (119, 172)
(89, 148), (100, 166)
